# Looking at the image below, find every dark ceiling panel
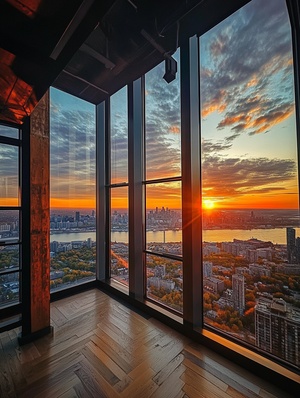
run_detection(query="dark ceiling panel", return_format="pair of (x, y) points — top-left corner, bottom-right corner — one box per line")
(53, 0), (252, 105)
(0, 0), (113, 124)
(0, 0), (252, 123)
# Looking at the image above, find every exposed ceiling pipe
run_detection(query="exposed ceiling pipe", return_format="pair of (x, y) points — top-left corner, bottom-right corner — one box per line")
(62, 69), (108, 94)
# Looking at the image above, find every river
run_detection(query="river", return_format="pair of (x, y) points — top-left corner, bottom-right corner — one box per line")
(50, 227), (300, 245)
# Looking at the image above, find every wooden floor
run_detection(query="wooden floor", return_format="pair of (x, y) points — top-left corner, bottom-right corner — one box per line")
(0, 289), (297, 398)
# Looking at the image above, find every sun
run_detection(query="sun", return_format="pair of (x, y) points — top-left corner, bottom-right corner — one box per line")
(203, 199), (215, 210)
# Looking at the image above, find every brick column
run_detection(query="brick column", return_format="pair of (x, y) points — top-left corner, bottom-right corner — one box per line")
(19, 91), (51, 344)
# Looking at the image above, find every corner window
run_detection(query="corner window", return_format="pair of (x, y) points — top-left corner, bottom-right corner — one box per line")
(200, 0), (300, 370)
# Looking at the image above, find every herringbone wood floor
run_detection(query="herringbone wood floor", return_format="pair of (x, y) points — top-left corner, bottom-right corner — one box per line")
(0, 289), (297, 397)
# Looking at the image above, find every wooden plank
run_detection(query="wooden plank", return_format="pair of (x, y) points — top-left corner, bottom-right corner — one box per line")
(153, 353), (185, 386)
(183, 357), (228, 392)
(120, 366), (157, 398)
(114, 375), (133, 394)
(180, 366), (233, 398)
(19, 363), (81, 398)
(83, 343), (122, 384)
(90, 332), (134, 373)
(24, 351), (85, 384)
(150, 363), (186, 398)
(75, 358), (120, 398)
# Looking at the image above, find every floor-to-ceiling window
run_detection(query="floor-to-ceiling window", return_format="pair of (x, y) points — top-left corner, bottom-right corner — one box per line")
(144, 50), (183, 313)
(95, 0), (300, 377)
(109, 87), (129, 286)
(50, 88), (96, 292)
(0, 124), (21, 310)
(200, 0), (300, 370)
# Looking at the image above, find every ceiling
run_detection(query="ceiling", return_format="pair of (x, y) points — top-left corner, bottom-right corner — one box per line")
(0, 0), (252, 125)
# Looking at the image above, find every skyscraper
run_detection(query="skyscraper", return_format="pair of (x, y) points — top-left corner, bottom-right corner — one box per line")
(255, 298), (300, 367)
(287, 227), (296, 263)
(232, 274), (245, 315)
(75, 211), (80, 222)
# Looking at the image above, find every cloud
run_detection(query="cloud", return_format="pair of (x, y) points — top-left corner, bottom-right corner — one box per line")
(145, 54), (181, 179)
(201, 0), (295, 138)
(202, 154), (296, 200)
(202, 139), (232, 153)
(0, 145), (19, 199)
(50, 97), (96, 200)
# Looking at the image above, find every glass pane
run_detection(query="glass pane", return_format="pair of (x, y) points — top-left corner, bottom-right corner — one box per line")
(0, 125), (19, 139)
(50, 88), (96, 292)
(0, 271), (20, 308)
(111, 187), (129, 286)
(0, 210), (19, 242)
(0, 144), (19, 206)
(146, 182), (182, 256)
(200, 0), (299, 370)
(146, 254), (182, 313)
(110, 87), (128, 184)
(145, 49), (181, 180)
(50, 87), (96, 210)
(50, 232), (96, 292)
(0, 245), (19, 274)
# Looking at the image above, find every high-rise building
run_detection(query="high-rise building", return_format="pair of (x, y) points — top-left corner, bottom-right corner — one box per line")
(203, 261), (213, 277)
(50, 240), (58, 253)
(255, 298), (300, 367)
(232, 274), (245, 315)
(296, 237), (300, 264)
(75, 211), (80, 222)
(287, 227), (296, 263)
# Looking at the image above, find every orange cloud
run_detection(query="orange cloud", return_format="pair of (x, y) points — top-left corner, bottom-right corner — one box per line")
(169, 126), (180, 134)
(202, 103), (226, 118)
(246, 77), (258, 88)
(250, 106), (294, 133)
(51, 198), (96, 209)
(0, 198), (19, 206)
(218, 115), (251, 129)
(201, 90), (227, 118)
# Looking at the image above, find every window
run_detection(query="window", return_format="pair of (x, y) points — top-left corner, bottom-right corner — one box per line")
(0, 124), (21, 309)
(144, 50), (183, 313)
(200, 0), (300, 370)
(50, 88), (96, 292)
(109, 87), (129, 286)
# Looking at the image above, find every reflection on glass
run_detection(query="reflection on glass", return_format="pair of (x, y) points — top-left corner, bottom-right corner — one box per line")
(146, 254), (182, 313)
(110, 187), (129, 286)
(0, 125), (19, 139)
(0, 210), (19, 242)
(145, 50), (181, 180)
(146, 182), (182, 256)
(50, 87), (96, 210)
(0, 271), (20, 307)
(200, 0), (300, 370)
(50, 88), (96, 292)
(0, 144), (19, 206)
(111, 87), (128, 184)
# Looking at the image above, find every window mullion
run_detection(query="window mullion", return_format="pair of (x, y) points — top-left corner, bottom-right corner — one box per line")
(128, 78), (145, 299)
(181, 35), (202, 328)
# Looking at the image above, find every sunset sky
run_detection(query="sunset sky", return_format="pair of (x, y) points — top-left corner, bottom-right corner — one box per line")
(50, 88), (96, 210)
(200, 0), (297, 209)
(1, 0), (297, 211)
